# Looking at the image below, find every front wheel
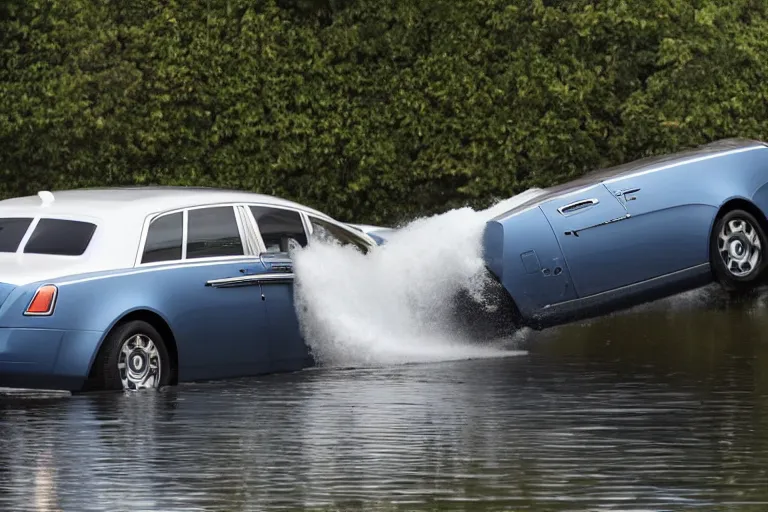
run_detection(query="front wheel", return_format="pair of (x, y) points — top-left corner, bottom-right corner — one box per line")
(710, 209), (768, 293)
(88, 320), (171, 392)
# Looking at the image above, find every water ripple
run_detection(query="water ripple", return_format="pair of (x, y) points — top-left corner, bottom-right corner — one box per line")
(2, 298), (768, 511)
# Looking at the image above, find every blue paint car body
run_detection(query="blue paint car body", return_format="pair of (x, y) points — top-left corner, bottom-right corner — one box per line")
(483, 138), (768, 329)
(0, 188), (376, 392)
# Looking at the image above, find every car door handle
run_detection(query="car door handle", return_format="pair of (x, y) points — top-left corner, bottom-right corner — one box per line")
(205, 273), (294, 288)
(557, 198), (599, 215)
(615, 187), (641, 201)
(564, 213), (631, 236)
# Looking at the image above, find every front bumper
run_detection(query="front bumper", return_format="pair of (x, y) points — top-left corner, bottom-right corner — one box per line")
(0, 328), (103, 391)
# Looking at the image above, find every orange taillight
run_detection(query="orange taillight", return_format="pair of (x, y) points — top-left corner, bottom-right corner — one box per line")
(25, 284), (58, 316)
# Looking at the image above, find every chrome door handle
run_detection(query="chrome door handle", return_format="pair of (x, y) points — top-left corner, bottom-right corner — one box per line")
(205, 272), (295, 288)
(557, 198), (599, 215)
(615, 187), (641, 200)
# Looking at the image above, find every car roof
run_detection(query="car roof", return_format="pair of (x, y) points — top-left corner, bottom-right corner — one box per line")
(0, 186), (332, 221)
(492, 138), (768, 220)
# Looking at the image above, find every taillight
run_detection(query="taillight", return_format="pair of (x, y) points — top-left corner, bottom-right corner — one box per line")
(24, 284), (58, 316)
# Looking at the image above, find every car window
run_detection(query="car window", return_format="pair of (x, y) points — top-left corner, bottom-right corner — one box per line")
(249, 206), (307, 253)
(141, 211), (183, 264)
(308, 216), (370, 254)
(186, 206), (244, 259)
(23, 218), (97, 256)
(0, 218), (33, 252)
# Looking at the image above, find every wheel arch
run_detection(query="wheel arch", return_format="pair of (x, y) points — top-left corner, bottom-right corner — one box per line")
(87, 307), (179, 385)
(708, 196), (768, 289)
(711, 197), (768, 243)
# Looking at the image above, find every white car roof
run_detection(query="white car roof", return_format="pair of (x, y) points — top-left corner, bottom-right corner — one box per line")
(0, 187), (347, 285)
(0, 187), (332, 221)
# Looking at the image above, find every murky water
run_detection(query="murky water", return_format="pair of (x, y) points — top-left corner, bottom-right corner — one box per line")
(2, 285), (768, 511)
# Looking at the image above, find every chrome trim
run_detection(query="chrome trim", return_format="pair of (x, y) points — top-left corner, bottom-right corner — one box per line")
(231, 205), (254, 256)
(557, 198), (599, 215)
(615, 187), (641, 202)
(58, 257), (261, 286)
(134, 201), (257, 267)
(300, 211), (313, 238)
(614, 187), (641, 196)
(542, 263), (710, 309)
(205, 272), (295, 288)
(181, 209), (188, 260)
(241, 204), (268, 253)
(236, 206), (260, 255)
(565, 213), (631, 236)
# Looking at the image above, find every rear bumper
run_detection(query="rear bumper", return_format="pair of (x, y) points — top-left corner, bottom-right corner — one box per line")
(0, 327), (103, 391)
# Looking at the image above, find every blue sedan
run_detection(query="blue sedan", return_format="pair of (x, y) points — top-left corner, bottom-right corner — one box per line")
(478, 137), (768, 332)
(0, 187), (377, 392)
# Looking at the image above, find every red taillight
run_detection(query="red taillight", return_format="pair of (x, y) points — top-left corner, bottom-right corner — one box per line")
(25, 284), (58, 316)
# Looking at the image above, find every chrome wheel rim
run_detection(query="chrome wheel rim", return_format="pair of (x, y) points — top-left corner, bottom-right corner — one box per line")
(718, 217), (762, 278)
(118, 334), (161, 390)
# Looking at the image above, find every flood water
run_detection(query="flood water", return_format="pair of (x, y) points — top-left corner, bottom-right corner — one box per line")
(2, 284), (768, 511)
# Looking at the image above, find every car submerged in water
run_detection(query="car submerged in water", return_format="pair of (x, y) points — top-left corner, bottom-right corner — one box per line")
(0, 187), (377, 393)
(467, 137), (768, 334)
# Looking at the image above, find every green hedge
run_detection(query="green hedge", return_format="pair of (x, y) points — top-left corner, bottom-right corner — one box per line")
(2, 0), (768, 225)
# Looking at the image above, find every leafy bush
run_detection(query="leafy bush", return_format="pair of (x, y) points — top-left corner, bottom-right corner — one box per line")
(2, 0), (767, 225)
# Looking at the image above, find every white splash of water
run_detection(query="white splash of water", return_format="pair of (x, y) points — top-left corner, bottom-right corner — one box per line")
(292, 189), (546, 368)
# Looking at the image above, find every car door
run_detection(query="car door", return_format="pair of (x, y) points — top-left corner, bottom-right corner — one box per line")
(538, 183), (643, 298)
(602, 166), (713, 277)
(244, 204), (312, 372)
(139, 205), (272, 380)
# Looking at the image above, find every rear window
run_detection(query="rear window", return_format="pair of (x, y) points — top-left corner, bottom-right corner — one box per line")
(0, 218), (33, 252)
(24, 218), (97, 256)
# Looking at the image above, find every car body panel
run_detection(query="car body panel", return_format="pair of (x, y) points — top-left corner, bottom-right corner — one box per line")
(257, 253), (312, 372)
(484, 138), (768, 329)
(0, 188), (377, 391)
(483, 206), (577, 318)
(537, 183), (632, 297)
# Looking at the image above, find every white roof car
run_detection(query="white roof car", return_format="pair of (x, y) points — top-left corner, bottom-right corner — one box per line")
(0, 186), (377, 394)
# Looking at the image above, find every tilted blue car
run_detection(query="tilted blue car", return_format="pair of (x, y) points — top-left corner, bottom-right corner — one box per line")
(0, 187), (377, 392)
(477, 137), (768, 333)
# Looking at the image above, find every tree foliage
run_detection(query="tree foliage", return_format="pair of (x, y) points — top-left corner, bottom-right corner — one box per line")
(2, 0), (768, 225)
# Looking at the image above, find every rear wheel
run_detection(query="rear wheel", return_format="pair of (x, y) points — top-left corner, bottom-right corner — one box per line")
(710, 208), (768, 293)
(87, 320), (171, 391)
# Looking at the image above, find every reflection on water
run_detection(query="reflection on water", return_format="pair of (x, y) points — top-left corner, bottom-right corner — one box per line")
(2, 285), (768, 511)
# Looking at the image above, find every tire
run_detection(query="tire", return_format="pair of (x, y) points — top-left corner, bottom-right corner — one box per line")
(87, 320), (172, 392)
(710, 208), (768, 293)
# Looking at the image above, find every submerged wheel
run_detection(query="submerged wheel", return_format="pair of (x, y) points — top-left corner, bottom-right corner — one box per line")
(710, 208), (768, 293)
(88, 320), (171, 392)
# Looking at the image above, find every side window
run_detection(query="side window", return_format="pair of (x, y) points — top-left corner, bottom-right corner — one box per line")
(186, 206), (244, 259)
(308, 216), (370, 254)
(249, 206), (307, 253)
(141, 212), (183, 264)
